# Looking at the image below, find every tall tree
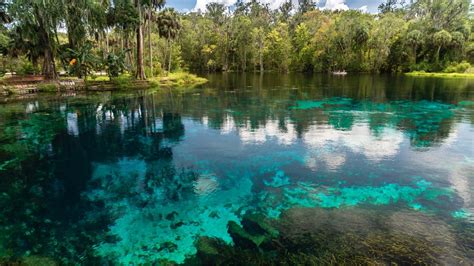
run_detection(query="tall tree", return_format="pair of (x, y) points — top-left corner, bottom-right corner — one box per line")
(144, 0), (165, 77)
(298, 0), (315, 14)
(433, 30), (452, 63)
(378, 0), (400, 13)
(279, 0), (293, 22)
(406, 30), (423, 64)
(135, 0), (146, 79)
(9, 0), (64, 79)
(109, 0), (139, 71)
(157, 8), (181, 72)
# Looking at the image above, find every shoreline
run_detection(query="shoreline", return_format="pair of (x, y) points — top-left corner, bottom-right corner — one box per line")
(405, 71), (474, 78)
(0, 72), (208, 96)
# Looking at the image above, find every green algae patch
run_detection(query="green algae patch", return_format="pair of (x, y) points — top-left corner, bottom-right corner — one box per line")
(260, 179), (452, 218)
(86, 158), (254, 265)
(291, 97), (352, 110)
(457, 100), (474, 107)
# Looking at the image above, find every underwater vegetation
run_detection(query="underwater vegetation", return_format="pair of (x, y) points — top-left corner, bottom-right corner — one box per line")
(186, 208), (473, 265)
(81, 150), (469, 264)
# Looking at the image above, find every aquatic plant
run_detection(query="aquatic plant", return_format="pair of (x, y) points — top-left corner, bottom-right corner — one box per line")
(85, 157), (254, 264)
(259, 178), (458, 219)
(291, 97), (353, 110)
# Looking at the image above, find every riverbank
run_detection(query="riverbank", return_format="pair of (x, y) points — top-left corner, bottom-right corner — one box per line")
(405, 71), (474, 78)
(150, 72), (208, 87)
(88, 72), (208, 89)
(0, 72), (208, 96)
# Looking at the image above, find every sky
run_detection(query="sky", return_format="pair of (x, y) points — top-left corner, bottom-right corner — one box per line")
(165, 0), (384, 13)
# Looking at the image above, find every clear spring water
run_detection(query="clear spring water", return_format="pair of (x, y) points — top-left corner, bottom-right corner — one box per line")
(0, 74), (473, 264)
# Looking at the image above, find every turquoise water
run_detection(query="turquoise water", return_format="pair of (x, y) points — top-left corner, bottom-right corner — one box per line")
(0, 74), (473, 264)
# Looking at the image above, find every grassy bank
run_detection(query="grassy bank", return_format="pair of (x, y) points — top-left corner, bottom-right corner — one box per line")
(87, 72), (208, 90)
(149, 72), (208, 88)
(0, 72), (207, 96)
(405, 71), (474, 78)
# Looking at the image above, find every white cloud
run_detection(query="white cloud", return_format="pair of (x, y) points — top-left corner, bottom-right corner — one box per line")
(303, 124), (403, 162)
(238, 119), (297, 146)
(194, 0), (237, 12)
(323, 0), (349, 10)
(193, 0), (294, 12)
(359, 5), (368, 13)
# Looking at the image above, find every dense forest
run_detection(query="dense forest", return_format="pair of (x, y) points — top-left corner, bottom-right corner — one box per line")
(0, 0), (472, 80)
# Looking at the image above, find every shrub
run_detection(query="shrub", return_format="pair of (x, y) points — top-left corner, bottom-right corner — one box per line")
(104, 50), (127, 78)
(37, 83), (58, 92)
(409, 61), (431, 72)
(443, 61), (471, 73)
(67, 42), (99, 79)
(145, 62), (162, 77)
(18, 61), (38, 75)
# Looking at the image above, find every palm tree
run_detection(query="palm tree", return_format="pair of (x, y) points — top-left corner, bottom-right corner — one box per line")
(433, 30), (452, 63)
(145, 0), (165, 78)
(156, 8), (181, 73)
(406, 30), (423, 64)
(135, 0), (166, 80)
(134, 0), (146, 79)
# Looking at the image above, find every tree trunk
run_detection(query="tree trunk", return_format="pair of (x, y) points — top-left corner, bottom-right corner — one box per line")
(42, 46), (57, 80)
(413, 45), (417, 65)
(32, 57), (38, 75)
(168, 37), (172, 73)
(35, 7), (57, 79)
(436, 46), (441, 63)
(125, 34), (131, 70)
(259, 45), (264, 72)
(243, 47), (247, 72)
(148, 9), (153, 77)
(105, 30), (109, 54)
(135, 2), (146, 80)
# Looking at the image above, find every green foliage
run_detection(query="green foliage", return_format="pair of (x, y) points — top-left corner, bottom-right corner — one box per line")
(467, 43), (474, 63)
(111, 74), (134, 89)
(176, 0), (471, 73)
(108, 0), (139, 33)
(433, 30), (452, 47)
(443, 61), (471, 73)
(292, 23), (313, 71)
(66, 42), (99, 79)
(157, 8), (182, 72)
(104, 50), (127, 78)
(410, 61), (432, 72)
(37, 83), (58, 92)
(264, 23), (291, 72)
(152, 72), (208, 87)
(1, 0), (472, 76)
(18, 61), (38, 75)
(405, 71), (474, 78)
